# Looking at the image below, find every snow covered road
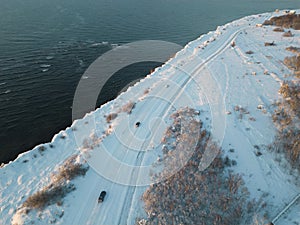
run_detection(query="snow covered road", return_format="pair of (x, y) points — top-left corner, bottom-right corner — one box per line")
(77, 24), (245, 225)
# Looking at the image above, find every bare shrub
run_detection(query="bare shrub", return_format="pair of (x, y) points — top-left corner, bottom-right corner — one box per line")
(284, 55), (300, 72)
(283, 50), (300, 79)
(106, 113), (118, 123)
(22, 184), (75, 209)
(22, 155), (88, 210)
(273, 128), (300, 169)
(271, 73), (300, 172)
(279, 81), (300, 116)
(55, 163), (88, 183)
(264, 41), (276, 46)
(122, 101), (136, 114)
(263, 14), (300, 30)
(286, 46), (300, 54)
(283, 30), (293, 37)
(273, 27), (284, 32)
(52, 155), (88, 183)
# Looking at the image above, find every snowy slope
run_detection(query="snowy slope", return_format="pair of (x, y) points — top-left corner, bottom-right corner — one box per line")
(1, 9), (300, 225)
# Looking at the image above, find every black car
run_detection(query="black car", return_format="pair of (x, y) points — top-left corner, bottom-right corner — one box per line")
(98, 191), (106, 203)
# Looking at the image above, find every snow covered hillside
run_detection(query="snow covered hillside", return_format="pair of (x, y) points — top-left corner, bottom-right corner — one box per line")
(1, 9), (300, 225)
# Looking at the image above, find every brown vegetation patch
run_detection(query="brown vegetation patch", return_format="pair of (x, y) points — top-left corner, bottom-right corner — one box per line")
(22, 155), (88, 209)
(272, 119), (300, 171)
(278, 81), (300, 117)
(286, 46), (300, 54)
(143, 132), (257, 224)
(54, 162), (88, 183)
(142, 108), (258, 224)
(272, 77), (300, 171)
(284, 46), (300, 78)
(106, 113), (118, 123)
(284, 55), (300, 73)
(22, 184), (75, 209)
(263, 14), (300, 30)
(158, 108), (203, 171)
(273, 27), (284, 32)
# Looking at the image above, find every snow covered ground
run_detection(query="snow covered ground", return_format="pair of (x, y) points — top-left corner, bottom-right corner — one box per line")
(1, 9), (300, 225)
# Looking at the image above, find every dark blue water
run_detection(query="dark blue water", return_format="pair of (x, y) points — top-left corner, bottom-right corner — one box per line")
(0, 0), (299, 163)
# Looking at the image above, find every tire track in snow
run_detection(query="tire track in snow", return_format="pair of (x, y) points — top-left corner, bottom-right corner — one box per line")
(272, 193), (300, 224)
(85, 77), (185, 225)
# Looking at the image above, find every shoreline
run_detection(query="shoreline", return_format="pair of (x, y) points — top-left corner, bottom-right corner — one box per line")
(1, 9), (279, 167)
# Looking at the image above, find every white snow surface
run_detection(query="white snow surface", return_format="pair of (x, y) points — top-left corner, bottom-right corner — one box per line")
(1, 10), (300, 225)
